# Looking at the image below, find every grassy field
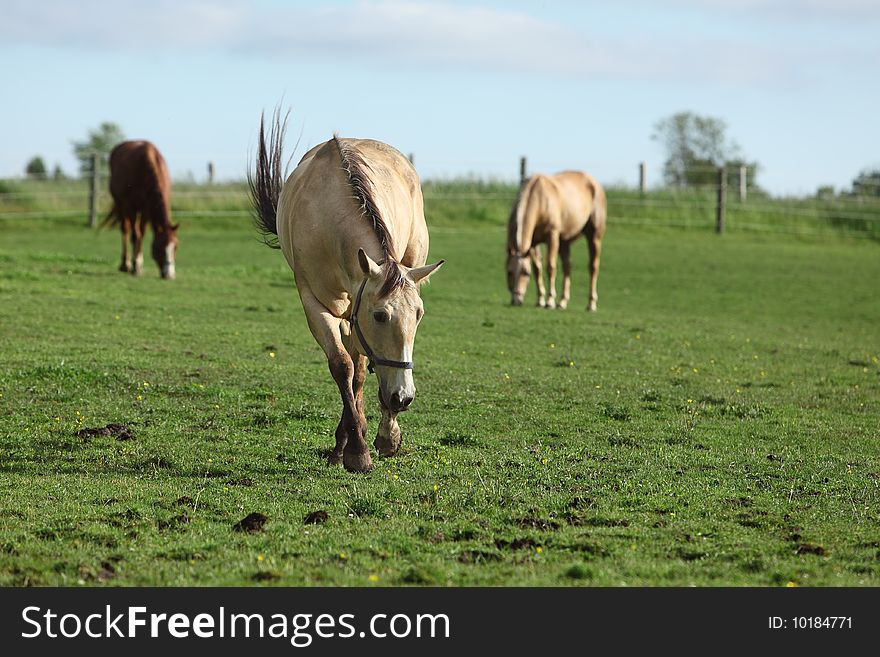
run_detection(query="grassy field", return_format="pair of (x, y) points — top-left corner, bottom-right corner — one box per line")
(0, 204), (878, 586)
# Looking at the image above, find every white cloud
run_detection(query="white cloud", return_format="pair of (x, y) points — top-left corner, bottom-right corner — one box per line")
(0, 0), (864, 87)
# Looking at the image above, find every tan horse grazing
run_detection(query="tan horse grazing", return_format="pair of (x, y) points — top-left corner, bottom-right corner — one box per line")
(249, 112), (444, 473)
(104, 140), (179, 279)
(506, 171), (606, 310)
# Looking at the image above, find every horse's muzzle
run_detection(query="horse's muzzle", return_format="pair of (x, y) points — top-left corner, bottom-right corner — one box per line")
(388, 391), (414, 413)
(511, 295), (524, 306)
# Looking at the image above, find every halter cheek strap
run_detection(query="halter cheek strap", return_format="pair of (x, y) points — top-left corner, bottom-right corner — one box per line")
(349, 278), (414, 374)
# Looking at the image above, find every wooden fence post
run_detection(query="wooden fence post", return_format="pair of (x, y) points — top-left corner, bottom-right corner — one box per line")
(207, 162), (215, 184)
(739, 165), (747, 201)
(519, 156), (527, 185)
(88, 152), (99, 228)
(716, 166), (727, 234)
(639, 161), (647, 194)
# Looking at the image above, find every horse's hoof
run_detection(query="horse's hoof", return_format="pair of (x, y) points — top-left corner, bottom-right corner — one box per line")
(558, 300), (568, 310)
(374, 434), (401, 457)
(587, 303), (597, 312)
(343, 450), (373, 473)
(545, 300), (556, 309)
(328, 450), (344, 466)
(119, 264), (130, 273)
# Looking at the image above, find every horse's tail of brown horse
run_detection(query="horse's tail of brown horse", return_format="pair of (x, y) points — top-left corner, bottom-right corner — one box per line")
(248, 108), (289, 249)
(99, 202), (120, 229)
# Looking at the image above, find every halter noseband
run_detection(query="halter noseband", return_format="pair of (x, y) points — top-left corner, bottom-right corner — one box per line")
(349, 277), (414, 375)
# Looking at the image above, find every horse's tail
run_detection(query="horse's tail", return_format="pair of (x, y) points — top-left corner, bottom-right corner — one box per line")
(99, 202), (119, 229)
(248, 108), (288, 249)
(589, 176), (608, 238)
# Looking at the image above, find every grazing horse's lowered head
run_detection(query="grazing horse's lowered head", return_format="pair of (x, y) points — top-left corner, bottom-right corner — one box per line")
(151, 222), (180, 279)
(506, 246), (531, 307)
(351, 249), (443, 413)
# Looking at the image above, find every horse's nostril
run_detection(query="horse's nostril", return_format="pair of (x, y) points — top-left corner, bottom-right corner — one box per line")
(401, 396), (413, 409)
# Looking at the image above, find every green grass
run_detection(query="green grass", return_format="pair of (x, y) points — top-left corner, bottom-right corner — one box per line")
(0, 205), (878, 586)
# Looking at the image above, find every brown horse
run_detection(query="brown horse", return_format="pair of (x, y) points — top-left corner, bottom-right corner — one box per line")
(507, 171), (606, 310)
(249, 112), (444, 473)
(104, 140), (179, 279)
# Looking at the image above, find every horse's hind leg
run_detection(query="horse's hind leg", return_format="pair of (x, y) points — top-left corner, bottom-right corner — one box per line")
(558, 240), (572, 309)
(585, 223), (602, 311)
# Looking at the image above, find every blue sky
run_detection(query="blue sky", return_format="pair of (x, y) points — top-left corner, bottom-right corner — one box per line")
(2, 0), (878, 195)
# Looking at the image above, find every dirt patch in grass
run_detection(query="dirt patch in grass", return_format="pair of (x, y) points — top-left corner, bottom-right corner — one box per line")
(304, 510), (329, 525)
(457, 549), (502, 564)
(518, 516), (560, 530)
(224, 477), (254, 487)
(233, 512), (269, 533)
(76, 423), (135, 440)
(495, 537), (537, 550)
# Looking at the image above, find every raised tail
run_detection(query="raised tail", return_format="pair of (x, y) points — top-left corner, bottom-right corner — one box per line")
(248, 108), (288, 249)
(99, 203), (119, 229)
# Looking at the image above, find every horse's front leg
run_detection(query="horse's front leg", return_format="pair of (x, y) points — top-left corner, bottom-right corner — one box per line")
(131, 219), (144, 276)
(374, 397), (402, 457)
(558, 240), (572, 310)
(328, 355), (371, 472)
(119, 219), (132, 273)
(530, 246), (546, 307)
(300, 286), (371, 472)
(544, 232), (560, 309)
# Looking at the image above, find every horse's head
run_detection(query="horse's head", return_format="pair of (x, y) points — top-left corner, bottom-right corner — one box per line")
(354, 249), (443, 413)
(506, 248), (530, 306)
(152, 223), (179, 279)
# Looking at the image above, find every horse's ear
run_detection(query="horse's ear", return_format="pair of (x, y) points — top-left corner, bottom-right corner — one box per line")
(357, 248), (382, 279)
(172, 223), (180, 231)
(408, 259), (445, 285)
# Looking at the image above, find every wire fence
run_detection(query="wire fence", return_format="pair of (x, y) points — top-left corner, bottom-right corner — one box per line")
(2, 167), (879, 240)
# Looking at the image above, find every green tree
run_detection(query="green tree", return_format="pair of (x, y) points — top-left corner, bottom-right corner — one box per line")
(52, 164), (67, 181)
(25, 156), (48, 179)
(851, 168), (880, 197)
(652, 112), (758, 188)
(71, 122), (126, 176)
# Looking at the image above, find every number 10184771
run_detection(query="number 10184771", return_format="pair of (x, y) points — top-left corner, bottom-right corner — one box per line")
(768, 617), (852, 630)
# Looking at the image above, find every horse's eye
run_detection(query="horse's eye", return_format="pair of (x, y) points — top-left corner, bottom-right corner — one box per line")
(416, 308), (424, 322)
(373, 311), (390, 323)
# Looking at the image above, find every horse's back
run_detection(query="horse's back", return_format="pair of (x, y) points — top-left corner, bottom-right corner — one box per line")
(277, 137), (428, 315)
(109, 140), (170, 204)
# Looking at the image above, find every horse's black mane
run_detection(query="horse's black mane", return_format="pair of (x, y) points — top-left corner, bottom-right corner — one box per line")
(332, 136), (407, 298)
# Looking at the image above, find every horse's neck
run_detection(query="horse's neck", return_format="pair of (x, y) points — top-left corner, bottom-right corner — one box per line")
(514, 191), (539, 252)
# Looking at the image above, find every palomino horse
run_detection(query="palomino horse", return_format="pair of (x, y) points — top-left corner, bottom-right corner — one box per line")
(104, 140), (179, 279)
(506, 171), (606, 310)
(249, 112), (444, 473)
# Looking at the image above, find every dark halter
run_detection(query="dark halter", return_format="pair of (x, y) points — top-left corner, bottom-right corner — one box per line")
(349, 277), (414, 375)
